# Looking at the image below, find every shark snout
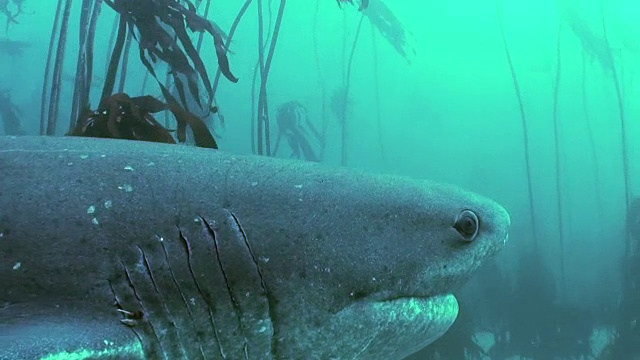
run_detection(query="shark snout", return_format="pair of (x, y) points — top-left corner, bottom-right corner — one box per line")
(477, 199), (511, 256)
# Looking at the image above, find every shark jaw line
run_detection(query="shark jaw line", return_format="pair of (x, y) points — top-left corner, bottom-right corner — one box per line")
(345, 292), (460, 331)
(377, 292), (456, 304)
(334, 293), (460, 358)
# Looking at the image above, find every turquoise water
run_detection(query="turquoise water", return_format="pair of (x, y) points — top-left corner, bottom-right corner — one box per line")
(1, 0), (638, 358)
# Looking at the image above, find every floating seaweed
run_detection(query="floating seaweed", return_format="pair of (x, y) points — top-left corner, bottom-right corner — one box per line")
(362, 0), (414, 62)
(1, 0), (24, 32)
(68, 92), (217, 149)
(559, 1), (621, 76)
(103, 0), (238, 112)
(565, 15), (617, 75)
(336, 0), (368, 10)
(336, 0), (413, 62)
(273, 101), (322, 162)
(331, 0), (408, 166)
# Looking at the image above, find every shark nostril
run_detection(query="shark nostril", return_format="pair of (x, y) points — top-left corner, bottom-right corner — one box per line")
(454, 209), (479, 241)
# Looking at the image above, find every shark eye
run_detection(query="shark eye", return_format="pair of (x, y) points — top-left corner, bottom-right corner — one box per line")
(454, 210), (479, 241)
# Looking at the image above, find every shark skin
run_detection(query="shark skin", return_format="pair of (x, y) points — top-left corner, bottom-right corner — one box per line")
(0, 136), (510, 360)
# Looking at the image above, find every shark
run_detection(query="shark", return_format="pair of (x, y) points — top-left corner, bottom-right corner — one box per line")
(0, 135), (510, 360)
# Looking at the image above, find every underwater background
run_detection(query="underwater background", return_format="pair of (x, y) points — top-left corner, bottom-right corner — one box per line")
(1, 0), (639, 358)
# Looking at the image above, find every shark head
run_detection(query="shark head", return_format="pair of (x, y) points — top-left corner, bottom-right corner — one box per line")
(236, 169), (512, 359)
(0, 136), (510, 360)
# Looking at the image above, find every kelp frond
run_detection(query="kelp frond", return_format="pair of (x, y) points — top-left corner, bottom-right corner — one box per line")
(273, 100), (321, 162)
(336, 0), (369, 10)
(104, 0), (238, 111)
(68, 92), (218, 149)
(363, 0), (414, 62)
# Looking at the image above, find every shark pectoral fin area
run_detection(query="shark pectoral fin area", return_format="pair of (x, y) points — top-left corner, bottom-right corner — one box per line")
(0, 303), (144, 360)
(200, 209), (274, 359)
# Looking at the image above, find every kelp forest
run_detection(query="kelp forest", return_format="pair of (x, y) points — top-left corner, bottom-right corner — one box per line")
(408, 1), (640, 359)
(1, 0), (407, 163)
(2, 0), (640, 359)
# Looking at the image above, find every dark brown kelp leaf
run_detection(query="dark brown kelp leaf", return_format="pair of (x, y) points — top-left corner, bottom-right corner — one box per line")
(168, 101), (218, 149)
(105, 93), (124, 138)
(103, 0), (238, 112)
(175, 2), (238, 83)
(113, 57), (218, 150)
(130, 95), (168, 113)
(140, 25), (200, 111)
(69, 105), (105, 136)
(212, 31), (239, 83)
(68, 92), (176, 145)
(171, 73), (190, 111)
(136, 45), (179, 109)
(167, 6), (212, 107)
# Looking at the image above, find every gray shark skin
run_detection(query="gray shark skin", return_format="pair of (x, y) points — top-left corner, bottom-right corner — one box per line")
(0, 136), (510, 360)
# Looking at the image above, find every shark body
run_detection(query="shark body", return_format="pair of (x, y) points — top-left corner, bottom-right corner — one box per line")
(0, 136), (510, 359)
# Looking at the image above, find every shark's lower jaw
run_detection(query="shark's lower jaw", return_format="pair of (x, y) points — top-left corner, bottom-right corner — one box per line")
(286, 294), (459, 360)
(368, 293), (460, 357)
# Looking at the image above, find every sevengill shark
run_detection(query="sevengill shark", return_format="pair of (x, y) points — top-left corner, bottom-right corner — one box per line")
(0, 136), (510, 360)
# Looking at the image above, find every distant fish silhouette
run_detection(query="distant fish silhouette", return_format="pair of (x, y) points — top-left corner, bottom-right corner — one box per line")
(0, 38), (29, 56)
